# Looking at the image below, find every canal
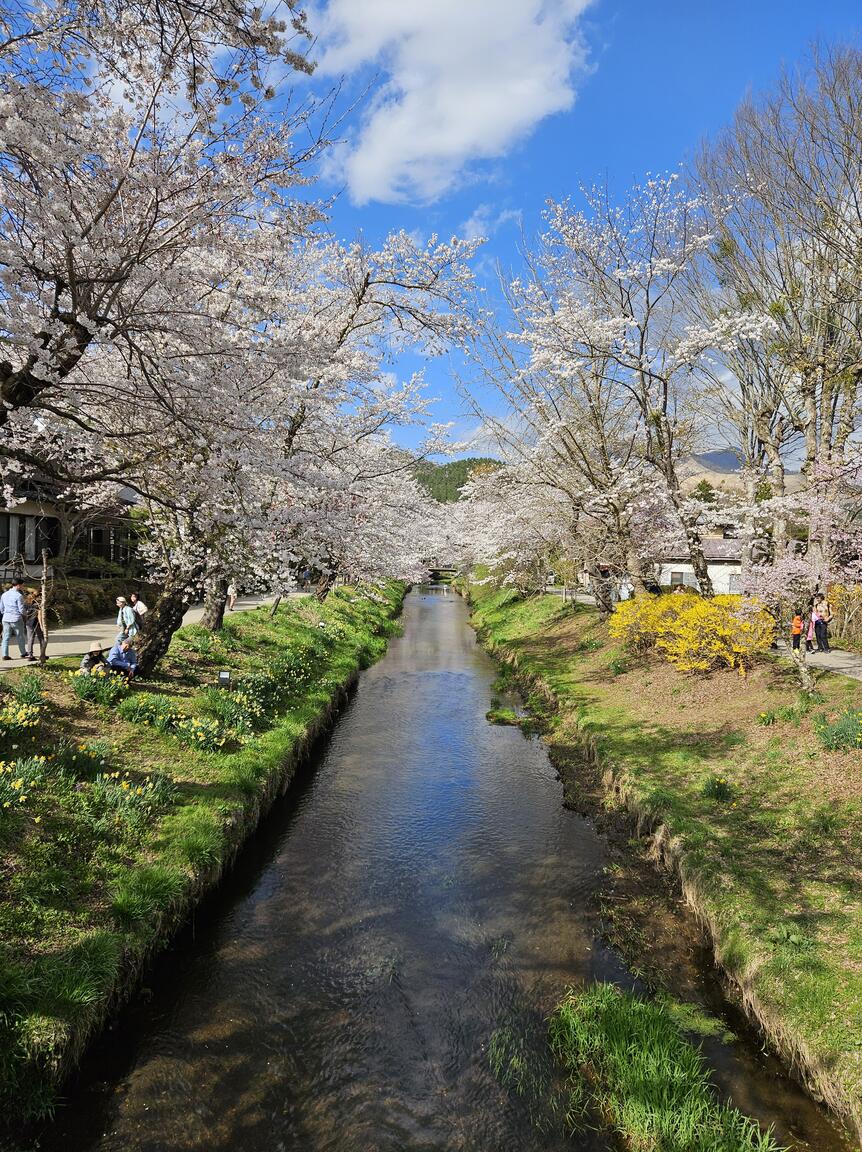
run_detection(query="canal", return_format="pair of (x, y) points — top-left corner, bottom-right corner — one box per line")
(36, 587), (849, 1151)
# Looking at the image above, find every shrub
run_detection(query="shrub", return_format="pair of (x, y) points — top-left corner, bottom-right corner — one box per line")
(813, 709), (862, 751)
(0, 755), (46, 820)
(701, 774), (736, 803)
(12, 672), (44, 706)
(176, 626), (237, 660)
(198, 684), (267, 736)
(118, 692), (226, 749)
(0, 699), (42, 747)
(50, 737), (114, 778)
(609, 593), (774, 674)
(69, 666), (128, 706)
(87, 770), (178, 829)
(173, 715), (226, 751)
(117, 692), (179, 729)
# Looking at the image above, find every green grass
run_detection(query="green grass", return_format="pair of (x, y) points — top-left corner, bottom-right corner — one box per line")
(0, 582), (405, 1126)
(464, 579), (862, 1138)
(485, 706), (521, 725)
(549, 985), (785, 1151)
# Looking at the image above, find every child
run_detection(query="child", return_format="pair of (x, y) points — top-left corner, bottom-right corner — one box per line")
(790, 608), (804, 650)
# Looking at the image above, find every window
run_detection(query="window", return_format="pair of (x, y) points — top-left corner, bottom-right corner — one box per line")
(670, 570), (684, 586)
(728, 573), (742, 593)
(35, 517), (61, 560)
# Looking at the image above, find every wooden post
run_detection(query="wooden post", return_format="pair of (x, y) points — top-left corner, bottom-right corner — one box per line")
(39, 549), (49, 664)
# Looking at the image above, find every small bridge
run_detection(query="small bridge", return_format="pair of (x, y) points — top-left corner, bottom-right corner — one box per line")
(427, 563), (458, 583)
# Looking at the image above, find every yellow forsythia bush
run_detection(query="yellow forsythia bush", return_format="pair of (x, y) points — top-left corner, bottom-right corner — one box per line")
(609, 592), (775, 673)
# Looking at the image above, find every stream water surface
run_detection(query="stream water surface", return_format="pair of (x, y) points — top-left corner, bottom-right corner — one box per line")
(36, 587), (851, 1152)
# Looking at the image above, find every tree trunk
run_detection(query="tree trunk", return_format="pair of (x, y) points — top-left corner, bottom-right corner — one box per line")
(624, 546), (649, 596)
(665, 478), (715, 596)
(201, 575), (228, 632)
(789, 643), (815, 693)
(586, 566), (613, 618)
(687, 533), (715, 597)
(314, 573), (334, 602)
(135, 576), (198, 677)
(269, 595), (282, 618)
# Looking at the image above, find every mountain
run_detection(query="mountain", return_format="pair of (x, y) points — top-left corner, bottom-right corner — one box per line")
(413, 458), (500, 503)
(691, 449), (742, 473)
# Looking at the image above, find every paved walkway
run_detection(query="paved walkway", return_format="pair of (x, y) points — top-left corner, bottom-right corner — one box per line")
(774, 639), (862, 683)
(0, 594), (292, 671)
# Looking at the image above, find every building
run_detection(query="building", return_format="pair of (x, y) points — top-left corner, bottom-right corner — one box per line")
(0, 482), (137, 580)
(654, 535), (744, 594)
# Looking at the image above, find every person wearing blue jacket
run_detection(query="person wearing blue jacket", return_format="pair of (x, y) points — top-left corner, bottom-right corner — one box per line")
(0, 578), (27, 660)
(107, 637), (138, 679)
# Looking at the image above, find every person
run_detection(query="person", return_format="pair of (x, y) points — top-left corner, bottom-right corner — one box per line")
(790, 608), (804, 651)
(115, 596), (138, 640)
(106, 637), (138, 679)
(80, 641), (108, 673)
(226, 581), (238, 611)
(814, 595), (833, 653)
(130, 592), (148, 631)
(0, 578), (27, 660)
(23, 588), (46, 663)
(803, 598), (816, 652)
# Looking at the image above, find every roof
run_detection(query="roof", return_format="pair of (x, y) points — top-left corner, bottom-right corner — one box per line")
(658, 537), (744, 563)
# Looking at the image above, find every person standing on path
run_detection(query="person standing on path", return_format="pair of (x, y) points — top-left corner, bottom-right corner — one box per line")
(115, 596), (138, 641)
(227, 582), (238, 611)
(815, 595), (833, 653)
(790, 609), (804, 652)
(0, 579), (27, 660)
(23, 588), (46, 663)
(804, 599), (816, 653)
(130, 592), (148, 631)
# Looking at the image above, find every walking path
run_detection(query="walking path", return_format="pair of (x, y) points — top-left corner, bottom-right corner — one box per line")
(775, 639), (862, 684)
(0, 594), (292, 672)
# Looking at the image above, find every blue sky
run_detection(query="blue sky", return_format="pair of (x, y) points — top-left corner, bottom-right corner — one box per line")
(305, 0), (862, 454)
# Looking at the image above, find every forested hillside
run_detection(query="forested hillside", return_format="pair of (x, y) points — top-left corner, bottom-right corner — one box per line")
(413, 458), (499, 503)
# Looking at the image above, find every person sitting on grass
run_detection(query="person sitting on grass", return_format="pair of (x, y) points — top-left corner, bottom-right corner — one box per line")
(107, 637), (138, 679)
(80, 641), (108, 673)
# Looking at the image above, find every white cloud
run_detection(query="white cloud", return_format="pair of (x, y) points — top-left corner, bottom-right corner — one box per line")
(313, 0), (594, 204)
(460, 204), (523, 242)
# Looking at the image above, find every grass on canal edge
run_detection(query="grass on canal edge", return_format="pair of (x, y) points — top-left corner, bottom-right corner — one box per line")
(0, 583), (404, 1127)
(465, 580), (862, 1140)
(548, 984), (785, 1152)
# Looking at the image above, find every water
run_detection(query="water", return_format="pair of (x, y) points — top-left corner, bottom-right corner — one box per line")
(35, 587), (850, 1151)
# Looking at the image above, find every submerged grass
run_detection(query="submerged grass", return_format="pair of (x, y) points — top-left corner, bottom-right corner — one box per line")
(549, 984), (785, 1152)
(0, 583), (404, 1128)
(465, 580), (862, 1140)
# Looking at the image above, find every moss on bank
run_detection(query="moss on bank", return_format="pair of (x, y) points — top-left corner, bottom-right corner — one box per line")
(465, 581), (862, 1143)
(0, 584), (404, 1130)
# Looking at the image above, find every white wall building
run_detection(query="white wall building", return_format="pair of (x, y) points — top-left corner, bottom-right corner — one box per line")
(655, 537), (743, 594)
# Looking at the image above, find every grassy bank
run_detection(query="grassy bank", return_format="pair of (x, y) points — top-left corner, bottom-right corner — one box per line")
(549, 984), (784, 1151)
(466, 582), (862, 1142)
(0, 584), (404, 1129)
